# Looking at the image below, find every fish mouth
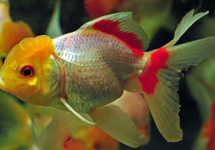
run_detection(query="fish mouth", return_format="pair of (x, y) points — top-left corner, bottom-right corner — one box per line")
(0, 77), (5, 87)
(0, 77), (7, 92)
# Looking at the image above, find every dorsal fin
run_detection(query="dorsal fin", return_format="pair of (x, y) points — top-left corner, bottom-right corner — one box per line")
(79, 12), (149, 51)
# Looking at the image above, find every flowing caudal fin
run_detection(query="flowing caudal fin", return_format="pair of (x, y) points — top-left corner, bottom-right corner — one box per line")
(165, 9), (208, 47)
(88, 104), (140, 148)
(78, 12), (149, 51)
(137, 10), (215, 142)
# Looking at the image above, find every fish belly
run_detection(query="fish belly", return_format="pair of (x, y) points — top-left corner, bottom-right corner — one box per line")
(53, 31), (144, 112)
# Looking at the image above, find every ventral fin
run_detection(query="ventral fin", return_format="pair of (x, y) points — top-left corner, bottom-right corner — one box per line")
(88, 104), (140, 148)
(79, 12), (149, 51)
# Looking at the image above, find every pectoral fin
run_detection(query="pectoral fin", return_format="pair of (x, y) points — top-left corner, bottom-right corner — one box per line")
(60, 98), (96, 127)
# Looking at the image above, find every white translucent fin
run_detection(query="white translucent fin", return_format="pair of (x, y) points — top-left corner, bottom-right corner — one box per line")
(142, 36), (215, 142)
(125, 77), (143, 93)
(114, 91), (151, 145)
(79, 12), (149, 51)
(143, 70), (182, 142)
(60, 98), (96, 126)
(165, 9), (209, 47)
(46, 0), (63, 38)
(89, 104), (140, 148)
(167, 36), (215, 70)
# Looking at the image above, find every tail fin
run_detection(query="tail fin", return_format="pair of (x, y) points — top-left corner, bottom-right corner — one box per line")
(138, 10), (215, 142)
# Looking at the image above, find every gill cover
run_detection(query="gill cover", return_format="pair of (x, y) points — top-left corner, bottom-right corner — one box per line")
(0, 35), (64, 105)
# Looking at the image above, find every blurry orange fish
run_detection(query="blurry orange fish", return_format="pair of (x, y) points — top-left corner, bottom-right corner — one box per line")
(0, 0), (34, 68)
(188, 76), (215, 150)
(40, 110), (119, 150)
(0, 9), (215, 148)
(63, 126), (119, 150)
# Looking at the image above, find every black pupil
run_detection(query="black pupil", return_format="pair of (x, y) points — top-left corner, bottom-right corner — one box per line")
(1, 56), (6, 63)
(23, 69), (32, 76)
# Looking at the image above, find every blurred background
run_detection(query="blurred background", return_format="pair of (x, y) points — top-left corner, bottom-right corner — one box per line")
(2, 0), (215, 150)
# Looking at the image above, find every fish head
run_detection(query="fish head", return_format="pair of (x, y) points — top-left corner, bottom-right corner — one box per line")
(0, 35), (60, 105)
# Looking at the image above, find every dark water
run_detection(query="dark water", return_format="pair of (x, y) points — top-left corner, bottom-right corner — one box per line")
(6, 0), (215, 149)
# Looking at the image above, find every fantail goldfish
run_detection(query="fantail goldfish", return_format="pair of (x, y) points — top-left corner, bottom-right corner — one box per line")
(0, 10), (215, 148)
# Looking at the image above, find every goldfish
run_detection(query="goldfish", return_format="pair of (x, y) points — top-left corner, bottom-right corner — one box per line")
(0, 9), (215, 148)
(0, 0), (34, 68)
(186, 58), (215, 150)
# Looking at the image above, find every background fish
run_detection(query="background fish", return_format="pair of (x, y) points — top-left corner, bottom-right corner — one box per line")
(0, 0), (34, 68)
(186, 58), (215, 150)
(40, 110), (119, 150)
(0, 9), (215, 148)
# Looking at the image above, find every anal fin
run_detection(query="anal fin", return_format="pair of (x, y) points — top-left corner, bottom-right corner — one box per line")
(88, 104), (140, 148)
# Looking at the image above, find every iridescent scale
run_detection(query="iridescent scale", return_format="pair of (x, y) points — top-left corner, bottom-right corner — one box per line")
(53, 30), (144, 112)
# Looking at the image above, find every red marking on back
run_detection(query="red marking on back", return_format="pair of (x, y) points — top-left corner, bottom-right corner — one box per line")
(203, 103), (215, 150)
(93, 19), (144, 56)
(138, 47), (169, 94)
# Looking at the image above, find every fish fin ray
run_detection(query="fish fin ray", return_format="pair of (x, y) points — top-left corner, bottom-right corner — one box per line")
(167, 36), (215, 70)
(137, 35), (215, 142)
(125, 77), (143, 93)
(79, 12), (149, 51)
(165, 9), (209, 47)
(89, 104), (140, 148)
(142, 71), (182, 142)
(60, 98), (96, 126)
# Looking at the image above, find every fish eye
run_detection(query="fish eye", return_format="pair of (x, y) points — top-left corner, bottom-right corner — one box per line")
(20, 65), (35, 77)
(1, 55), (6, 63)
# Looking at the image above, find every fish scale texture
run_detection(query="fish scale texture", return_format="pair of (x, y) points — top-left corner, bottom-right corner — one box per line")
(53, 30), (144, 112)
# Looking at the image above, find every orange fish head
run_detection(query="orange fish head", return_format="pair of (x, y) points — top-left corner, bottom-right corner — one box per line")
(0, 35), (60, 105)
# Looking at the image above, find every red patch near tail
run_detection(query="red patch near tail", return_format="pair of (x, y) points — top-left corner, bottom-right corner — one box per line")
(138, 47), (169, 94)
(93, 19), (144, 56)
